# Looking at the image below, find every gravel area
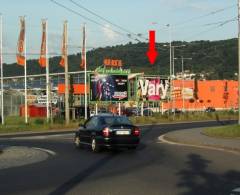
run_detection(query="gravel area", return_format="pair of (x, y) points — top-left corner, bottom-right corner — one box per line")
(0, 145), (49, 170)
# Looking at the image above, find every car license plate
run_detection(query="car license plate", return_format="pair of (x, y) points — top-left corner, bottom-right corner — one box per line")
(116, 130), (130, 135)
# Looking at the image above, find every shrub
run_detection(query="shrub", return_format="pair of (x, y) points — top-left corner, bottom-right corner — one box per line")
(53, 117), (65, 124)
(34, 118), (45, 125)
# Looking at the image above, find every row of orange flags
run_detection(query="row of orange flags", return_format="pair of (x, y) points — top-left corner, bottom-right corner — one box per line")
(16, 18), (86, 69)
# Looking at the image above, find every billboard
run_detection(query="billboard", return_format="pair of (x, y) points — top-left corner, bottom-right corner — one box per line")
(137, 77), (169, 101)
(90, 74), (128, 101)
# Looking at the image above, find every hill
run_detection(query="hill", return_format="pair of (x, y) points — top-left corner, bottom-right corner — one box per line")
(3, 38), (238, 80)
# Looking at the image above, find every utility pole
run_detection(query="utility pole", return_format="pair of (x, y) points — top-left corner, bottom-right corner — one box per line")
(64, 21), (70, 125)
(166, 24), (172, 114)
(170, 44), (186, 114)
(174, 56), (192, 112)
(238, 0), (240, 125)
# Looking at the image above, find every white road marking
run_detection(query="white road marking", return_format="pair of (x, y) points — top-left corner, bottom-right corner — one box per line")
(232, 187), (240, 192)
(32, 147), (56, 156)
(231, 187), (240, 195)
(158, 135), (240, 155)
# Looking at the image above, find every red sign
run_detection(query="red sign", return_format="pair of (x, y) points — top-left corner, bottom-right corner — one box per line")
(103, 59), (122, 67)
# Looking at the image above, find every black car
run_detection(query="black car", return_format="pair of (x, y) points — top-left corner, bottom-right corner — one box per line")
(74, 114), (140, 152)
(205, 107), (216, 112)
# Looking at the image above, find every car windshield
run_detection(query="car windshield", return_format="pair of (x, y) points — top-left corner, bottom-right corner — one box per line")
(101, 116), (132, 126)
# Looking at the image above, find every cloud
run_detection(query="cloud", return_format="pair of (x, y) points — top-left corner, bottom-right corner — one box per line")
(102, 24), (119, 40)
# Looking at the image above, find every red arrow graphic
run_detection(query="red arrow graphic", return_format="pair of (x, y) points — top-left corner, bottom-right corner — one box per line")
(146, 30), (158, 65)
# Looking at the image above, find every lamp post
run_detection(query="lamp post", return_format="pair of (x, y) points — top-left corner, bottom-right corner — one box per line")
(174, 56), (192, 112)
(164, 24), (186, 114)
(166, 24), (172, 115)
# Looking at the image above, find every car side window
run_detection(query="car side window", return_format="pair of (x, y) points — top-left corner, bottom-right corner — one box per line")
(85, 117), (99, 130)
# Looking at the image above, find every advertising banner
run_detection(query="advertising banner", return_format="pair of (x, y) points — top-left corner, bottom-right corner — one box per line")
(137, 77), (169, 101)
(90, 74), (128, 101)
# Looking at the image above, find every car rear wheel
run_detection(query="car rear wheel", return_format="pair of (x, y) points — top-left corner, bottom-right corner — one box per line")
(91, 138), (100, 153)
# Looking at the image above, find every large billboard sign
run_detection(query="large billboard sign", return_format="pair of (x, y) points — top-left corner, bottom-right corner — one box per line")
(90, 74), (128, 101)
(137, 77), (169, 101)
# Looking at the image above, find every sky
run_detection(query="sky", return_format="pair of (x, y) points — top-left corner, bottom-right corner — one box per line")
(0, 0), (237, 63)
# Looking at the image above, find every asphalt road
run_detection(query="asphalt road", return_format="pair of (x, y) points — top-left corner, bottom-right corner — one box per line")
(0, 121), (240, 195)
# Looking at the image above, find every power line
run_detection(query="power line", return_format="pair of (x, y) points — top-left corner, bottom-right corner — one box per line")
(174, 4), (237, 27)
(49, 0), (141, 42)
(69, 0), (147, 41)
(174, 16), (238, 30)
(184, 17), (237, 40)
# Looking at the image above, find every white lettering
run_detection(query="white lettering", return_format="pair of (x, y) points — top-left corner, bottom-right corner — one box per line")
(139, 79), (169, 100)
(148, 83), (155, 96)
(139, 79), (149, 96)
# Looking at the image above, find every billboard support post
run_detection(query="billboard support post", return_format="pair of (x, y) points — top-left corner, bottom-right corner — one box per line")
(95, 103), (98, 115)
(118, 102), (121, 116)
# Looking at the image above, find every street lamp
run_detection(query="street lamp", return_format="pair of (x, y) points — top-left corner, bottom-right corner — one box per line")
(164, 43), (186, 114)
(174, 56), (192, 112)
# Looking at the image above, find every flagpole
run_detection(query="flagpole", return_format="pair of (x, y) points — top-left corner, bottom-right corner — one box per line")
(24, 16), (28, 124)
(0, 14), (4, 125)
(45, 19), (50, 123)
(84, 24), (87, 120)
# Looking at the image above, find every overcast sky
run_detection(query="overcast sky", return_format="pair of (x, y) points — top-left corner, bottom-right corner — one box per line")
(0, 0), (237, 63)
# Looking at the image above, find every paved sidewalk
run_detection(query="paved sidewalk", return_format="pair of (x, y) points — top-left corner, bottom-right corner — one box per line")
(0, 128), (76, 138)
(163, 128), (240, 152)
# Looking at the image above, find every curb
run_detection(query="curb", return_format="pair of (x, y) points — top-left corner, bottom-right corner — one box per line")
(0, 129), (76, 138)
(139, 119), (236, 127)
(159, 134), (240, 155)
(0, 119), (236, 138)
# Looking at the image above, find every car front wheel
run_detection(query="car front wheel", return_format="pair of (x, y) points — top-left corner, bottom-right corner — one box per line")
(74, 136), (82, 148)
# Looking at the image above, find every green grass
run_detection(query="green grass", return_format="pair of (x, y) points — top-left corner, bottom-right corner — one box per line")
(203, 125), (240, 138)
(0, 111), (238, 135)
(0, 116), (86, 134)
(129, 111), (238, 125)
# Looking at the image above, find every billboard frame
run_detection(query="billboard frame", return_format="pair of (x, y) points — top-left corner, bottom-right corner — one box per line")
(89, 72), (130, 103)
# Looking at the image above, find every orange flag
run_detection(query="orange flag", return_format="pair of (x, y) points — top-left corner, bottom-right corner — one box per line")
(59, 23), (66, 68)
(16, 17), (25, 66)
(39, 20), (47, 68)
(80, 25), (86, 69)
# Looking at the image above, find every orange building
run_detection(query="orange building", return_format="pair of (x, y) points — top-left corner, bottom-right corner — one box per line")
(57, 80), (238, 111)
(163, 80), (238, 111)
(58, 84), (89, 94)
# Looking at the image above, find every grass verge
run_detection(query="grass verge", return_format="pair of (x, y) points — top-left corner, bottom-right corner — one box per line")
(129, 111), (237, 125)
(0, 116), (86, 134)
(203, 125), (240, 138)
(0, 111), (237, 135)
